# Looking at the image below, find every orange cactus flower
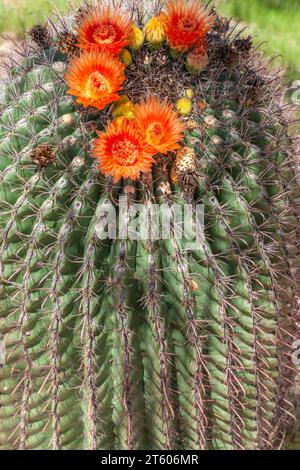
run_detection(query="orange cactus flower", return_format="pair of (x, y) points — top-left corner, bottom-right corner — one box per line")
(92, 118), (155, 182)
(163, 0), (215, 52)
(65, 50), (126, 110)
(77, 6), (133, 55)
(135, 96), (185, 155)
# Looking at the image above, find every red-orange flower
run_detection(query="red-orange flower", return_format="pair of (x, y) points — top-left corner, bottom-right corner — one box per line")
(92, 118), (155, 182)
(65, 50), (125, 110)
(77, 6), (133, 55)
(162, 0), (215, 52)
(135, 96), (185, 154)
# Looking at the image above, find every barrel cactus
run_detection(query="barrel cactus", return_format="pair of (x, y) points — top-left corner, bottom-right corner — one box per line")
(0, 0), (299, 450)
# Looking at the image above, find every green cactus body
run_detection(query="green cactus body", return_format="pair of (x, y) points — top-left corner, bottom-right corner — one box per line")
(0, 1), (299, 451)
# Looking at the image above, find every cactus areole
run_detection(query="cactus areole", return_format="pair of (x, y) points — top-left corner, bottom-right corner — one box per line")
(0, 0), (299, 451)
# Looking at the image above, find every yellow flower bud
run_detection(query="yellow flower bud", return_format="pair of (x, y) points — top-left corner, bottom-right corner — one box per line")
(184, 88), (194, 99)
(120, 49), (133, 66)
(112, 96), (136, 120)
(128, 24), (145, 50)
(176, 98), (192, 116)
(143, 14), (166, 48)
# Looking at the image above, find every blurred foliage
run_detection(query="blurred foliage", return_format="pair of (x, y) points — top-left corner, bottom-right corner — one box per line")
(218, 0), (300, 82)
(0, 0), (79, 34)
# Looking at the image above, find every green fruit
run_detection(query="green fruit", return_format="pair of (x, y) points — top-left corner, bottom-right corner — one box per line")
(0, 4), (299, 450)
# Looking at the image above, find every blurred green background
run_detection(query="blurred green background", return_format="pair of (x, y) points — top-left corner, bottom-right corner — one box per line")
(0, 0), (299, 82)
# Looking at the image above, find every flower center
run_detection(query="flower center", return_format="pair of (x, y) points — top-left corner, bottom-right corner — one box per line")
(93, 23), (117, 45)
(146, 122), (164, 146)
(112, 139), (139, 166)
(85, 71), (110, 98)
(178, 16), (197, 32)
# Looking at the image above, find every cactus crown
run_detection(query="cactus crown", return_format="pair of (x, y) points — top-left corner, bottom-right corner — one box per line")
(0, 0), (299, 451)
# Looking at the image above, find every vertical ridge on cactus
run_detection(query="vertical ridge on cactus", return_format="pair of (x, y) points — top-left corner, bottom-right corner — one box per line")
(0, 0), (299, 450)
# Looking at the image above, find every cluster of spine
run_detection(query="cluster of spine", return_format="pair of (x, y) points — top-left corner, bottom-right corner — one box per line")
(0, 0), (299, 450)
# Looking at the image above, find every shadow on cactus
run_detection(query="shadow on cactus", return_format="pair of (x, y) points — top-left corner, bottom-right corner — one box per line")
(0, 0), (299, 451)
